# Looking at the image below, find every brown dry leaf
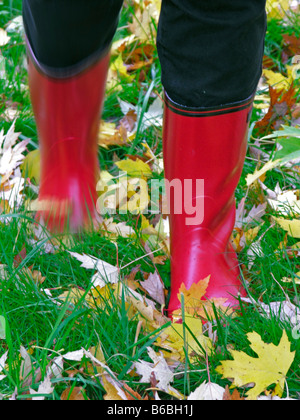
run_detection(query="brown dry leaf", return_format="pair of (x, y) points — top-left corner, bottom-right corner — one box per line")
(119, 109), (137, 133)
(152, 255), (168, 265)
(282, 33), (300, 56)
(61, 387), (87, 400)
(123, 42), (155, 73)
(178, 277), (210, 309)
(123, 383), (149, 400)
(223, 386), (245, 401)
(115, 158), (153, 178)
(255, 85), (297, 135)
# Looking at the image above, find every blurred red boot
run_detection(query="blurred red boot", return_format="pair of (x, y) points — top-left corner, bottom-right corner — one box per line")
(27, 44), (109, 232)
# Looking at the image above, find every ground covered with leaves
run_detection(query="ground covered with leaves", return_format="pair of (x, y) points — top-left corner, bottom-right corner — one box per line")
(0, 0), (300, 401)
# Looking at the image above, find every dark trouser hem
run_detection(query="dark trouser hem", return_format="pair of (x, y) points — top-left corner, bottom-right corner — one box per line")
(164, 90), (255, 118)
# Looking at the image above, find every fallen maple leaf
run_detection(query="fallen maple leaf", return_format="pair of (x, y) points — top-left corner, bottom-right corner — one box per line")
(255, 85), (297, 135)
(110, 53), (134, 82)
(115, 158), (152, 178)
(123, 383), (148, 400)
(119, 109), (137, 133)
(263, 69), (293, 92)
(176, 277), (210, 318)
(222, 386), (244, 401)
(216, 330), (295, 400)
(282, 33), (300, 56)
(156, 315), (212, 362)
(172, 277), (232, 321)
(272, 216), (300, 238)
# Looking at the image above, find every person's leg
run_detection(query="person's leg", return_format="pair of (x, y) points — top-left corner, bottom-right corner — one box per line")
(23, 0), (123, 231)
(157, 0), (267, 314)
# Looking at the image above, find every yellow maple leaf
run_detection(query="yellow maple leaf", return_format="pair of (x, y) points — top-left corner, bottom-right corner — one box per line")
(110, 53), (133, 81)
(272, 217), (300, 238)
(0, 28), (10, 47)
(216, 330), (295, 400)
(156, 315), (212, 361)
(173, 277), (231, 321)
(178, 277), (210, 308)
(115, 158), (152, 178)
(263, 69), (292, 92)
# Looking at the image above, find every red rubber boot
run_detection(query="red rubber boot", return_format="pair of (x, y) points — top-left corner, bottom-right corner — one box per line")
(27, 47), (110, 232)
(163, 93), (254, 315)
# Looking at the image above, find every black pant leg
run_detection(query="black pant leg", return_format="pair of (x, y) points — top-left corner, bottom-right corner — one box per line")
(157, 0), (267, 108)
(22, 0), (123, 74)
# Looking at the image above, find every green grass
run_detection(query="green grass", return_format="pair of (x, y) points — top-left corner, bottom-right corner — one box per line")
(0, 0), (300, 400)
